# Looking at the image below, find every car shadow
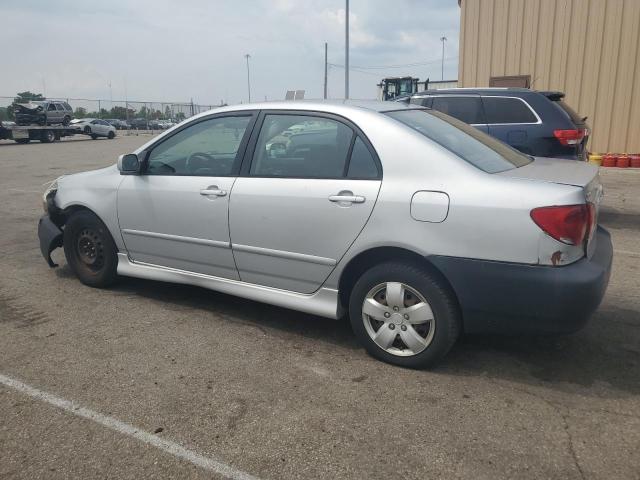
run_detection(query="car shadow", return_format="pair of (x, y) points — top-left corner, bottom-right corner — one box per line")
(111, 275), (359, 351)
(103, 273), (639, 397)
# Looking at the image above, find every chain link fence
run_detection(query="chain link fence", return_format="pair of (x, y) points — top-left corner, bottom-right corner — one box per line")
(0, 95), (224, 132)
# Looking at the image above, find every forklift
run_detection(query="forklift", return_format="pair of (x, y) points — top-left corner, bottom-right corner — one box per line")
(377, 77), (423, 101)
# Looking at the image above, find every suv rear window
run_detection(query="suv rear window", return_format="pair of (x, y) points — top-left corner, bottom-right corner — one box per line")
(482, 97), (538, 124)
(386, 109), (532, 173)
(555, 100), (584, 125)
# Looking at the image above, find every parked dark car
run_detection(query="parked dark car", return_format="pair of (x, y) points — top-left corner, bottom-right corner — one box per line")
(14, 101), (73, 126)
(397, 88), (589, 160)
(105, 119), (130, 130)
(147, 119), (162, 129)
(129, 118), (149, 130)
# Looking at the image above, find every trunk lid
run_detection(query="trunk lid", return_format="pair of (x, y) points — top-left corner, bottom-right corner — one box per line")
(499, 156), (604, 258)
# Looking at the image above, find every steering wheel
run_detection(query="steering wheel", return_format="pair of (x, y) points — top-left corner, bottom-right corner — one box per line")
(185, 152), (216, 173)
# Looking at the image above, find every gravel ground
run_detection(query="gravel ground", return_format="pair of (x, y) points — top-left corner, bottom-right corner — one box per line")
(0, 136), (638, 479)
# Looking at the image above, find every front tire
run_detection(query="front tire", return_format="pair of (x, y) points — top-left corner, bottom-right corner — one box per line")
(349, 262), (461, 368)
(63, 210), (118, 288)
(107, 131), (115, 139)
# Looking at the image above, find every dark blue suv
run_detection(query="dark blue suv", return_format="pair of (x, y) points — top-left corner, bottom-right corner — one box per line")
(398, 88), (589, 160)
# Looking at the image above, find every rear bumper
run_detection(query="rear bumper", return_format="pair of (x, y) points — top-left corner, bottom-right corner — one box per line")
(429, 227), (613, 334)
(38, 214), (63, 267)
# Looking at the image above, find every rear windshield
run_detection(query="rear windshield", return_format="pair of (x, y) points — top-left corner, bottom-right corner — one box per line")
(386, 109), (532, 173)
(556, 100), (585, 125)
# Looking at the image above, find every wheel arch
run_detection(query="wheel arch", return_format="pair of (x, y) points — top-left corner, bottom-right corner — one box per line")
(337, 246), (460, 314)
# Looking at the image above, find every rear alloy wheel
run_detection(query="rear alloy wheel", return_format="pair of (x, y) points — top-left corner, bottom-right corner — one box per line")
(63, 210), (118, 288)
(63, 115), (71, 126)
(349, 262), (461, 368)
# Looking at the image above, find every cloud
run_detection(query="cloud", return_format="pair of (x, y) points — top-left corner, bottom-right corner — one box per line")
(0, 0), (460, 107)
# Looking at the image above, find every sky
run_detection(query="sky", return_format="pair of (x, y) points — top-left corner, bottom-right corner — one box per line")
(1, 0), (460, 107)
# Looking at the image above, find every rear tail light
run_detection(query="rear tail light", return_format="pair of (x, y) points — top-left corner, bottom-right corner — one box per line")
(554, 129), (585, 146)
(530, 204), (594, 246)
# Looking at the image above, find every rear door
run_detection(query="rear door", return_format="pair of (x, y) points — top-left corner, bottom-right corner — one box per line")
(483, 96), (541, 155)
(229, 111), (382, 293)
(429, 95), (489, 133)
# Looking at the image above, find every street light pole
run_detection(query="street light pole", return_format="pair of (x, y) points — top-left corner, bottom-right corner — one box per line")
(244, 54), (251, 103)
(345, 0), (349, 99)
(440, 36), (447, 81)
(324, 42), (328, 99)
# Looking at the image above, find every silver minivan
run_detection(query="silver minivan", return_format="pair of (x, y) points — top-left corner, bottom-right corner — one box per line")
(38, 101), (612, 368)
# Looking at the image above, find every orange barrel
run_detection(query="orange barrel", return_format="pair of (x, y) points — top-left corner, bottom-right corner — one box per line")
(616, 154), (630, 168)
(588, 153), (603, 166)
(630, 154), (640, 168)
(602, 153), (617, 167)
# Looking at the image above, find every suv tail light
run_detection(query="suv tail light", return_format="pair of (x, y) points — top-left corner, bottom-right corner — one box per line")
(554, 128), (585, 146)
(530, 204), (594, 246)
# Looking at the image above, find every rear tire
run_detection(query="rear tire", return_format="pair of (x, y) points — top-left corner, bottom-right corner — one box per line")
(63, 210), (118, 288)
(41, 130), (55, 143)
(63, 115), (71, 126)
(349, 262), (461, 368)
(91, 134), (98, 140)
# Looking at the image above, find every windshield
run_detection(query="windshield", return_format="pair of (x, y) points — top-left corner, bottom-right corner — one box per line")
(385, 109), (532, 173)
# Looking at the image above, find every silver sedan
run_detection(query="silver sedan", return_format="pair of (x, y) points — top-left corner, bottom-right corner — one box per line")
(38, 101), (612, 368)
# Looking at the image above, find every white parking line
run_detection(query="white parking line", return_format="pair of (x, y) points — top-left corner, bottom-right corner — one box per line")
(0, 373), (260, 480)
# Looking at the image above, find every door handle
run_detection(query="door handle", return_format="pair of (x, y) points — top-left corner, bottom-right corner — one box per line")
(329, 194), (365, 204)
(200, 187), (227, 197)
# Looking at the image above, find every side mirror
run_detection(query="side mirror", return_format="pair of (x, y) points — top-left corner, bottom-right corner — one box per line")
(117, 153), (141, 175)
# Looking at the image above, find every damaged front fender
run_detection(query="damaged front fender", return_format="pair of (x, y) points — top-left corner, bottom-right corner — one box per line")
(38, 215), (63, 267)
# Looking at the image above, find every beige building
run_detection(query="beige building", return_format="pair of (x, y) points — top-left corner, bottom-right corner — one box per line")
(458, 0), (640, 154)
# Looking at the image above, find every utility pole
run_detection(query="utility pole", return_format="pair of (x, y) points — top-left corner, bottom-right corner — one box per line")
(440, 36), (447, 81)
(324, 42), (328, 99)
(244, 54), (252, 103)
(345, 0), (349, 99)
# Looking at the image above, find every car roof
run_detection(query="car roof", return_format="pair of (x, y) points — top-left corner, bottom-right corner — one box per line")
(186, 99), (421, 122)
(411, 87), (537, 97)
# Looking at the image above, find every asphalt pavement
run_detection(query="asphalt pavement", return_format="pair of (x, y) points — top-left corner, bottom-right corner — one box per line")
(0, 135), (639, 479)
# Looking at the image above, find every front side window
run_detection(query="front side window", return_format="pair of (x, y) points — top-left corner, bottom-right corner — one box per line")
(250, 114), (353, 178)
(146, 116), (251, 176)
(386, 109), (531, 173)
(47, 103), (56, 111)
(482, 97), (538, 124)
(430, 96), (484, 124)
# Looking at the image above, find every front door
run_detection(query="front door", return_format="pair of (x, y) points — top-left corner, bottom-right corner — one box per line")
(117, 113), (255, 278)
(229, 112), (382, 293)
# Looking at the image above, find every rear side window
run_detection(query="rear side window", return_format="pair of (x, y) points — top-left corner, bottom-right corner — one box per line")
(430, 96), (484, 124)
(55, 104), (65, 111)
(347, 136), (379, 179)
(409, 97), (430, 107)
(386, 109), (532, 173)
(251, 114), (353, 178)
(482, 97), (538, 124)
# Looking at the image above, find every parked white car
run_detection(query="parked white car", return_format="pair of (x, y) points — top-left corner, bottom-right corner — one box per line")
(70, 118), (116, 139)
